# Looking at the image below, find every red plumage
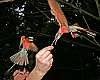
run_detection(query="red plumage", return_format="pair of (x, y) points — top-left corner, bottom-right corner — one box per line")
(10, 36), (38, 66)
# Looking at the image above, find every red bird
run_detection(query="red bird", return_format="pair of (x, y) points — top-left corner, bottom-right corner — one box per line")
(48, 0), (78, 45)
(10, 36), (38, 66)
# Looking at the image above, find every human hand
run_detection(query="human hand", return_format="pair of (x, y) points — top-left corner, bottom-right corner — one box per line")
(26, 46), (54, 80)
(13, 68), (29, 80)
(34, 46), (54, 75)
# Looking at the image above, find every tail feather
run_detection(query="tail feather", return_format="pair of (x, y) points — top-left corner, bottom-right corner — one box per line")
(10, 52), (20, 62)
(10, 48), (29, 66)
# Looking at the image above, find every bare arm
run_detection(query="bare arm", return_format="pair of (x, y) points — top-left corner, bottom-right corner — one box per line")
(26, 46), (54, 80)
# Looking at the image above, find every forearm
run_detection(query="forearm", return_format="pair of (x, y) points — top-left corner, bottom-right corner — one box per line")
(26, 68), (45, 80)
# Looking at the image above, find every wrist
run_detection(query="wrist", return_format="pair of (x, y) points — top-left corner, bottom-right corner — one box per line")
(33, 67), (46, 77)
(27, 67), (46, 80)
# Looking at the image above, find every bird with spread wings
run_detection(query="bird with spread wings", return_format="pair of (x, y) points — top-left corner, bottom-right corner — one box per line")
(10, 36), (38, 66)
(48, 0), (96, 46)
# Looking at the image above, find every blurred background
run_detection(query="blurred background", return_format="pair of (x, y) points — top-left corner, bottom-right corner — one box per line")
(0, 0), (100, 80)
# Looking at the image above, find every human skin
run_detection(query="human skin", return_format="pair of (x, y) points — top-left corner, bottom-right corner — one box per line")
(26, 46), (54, 80)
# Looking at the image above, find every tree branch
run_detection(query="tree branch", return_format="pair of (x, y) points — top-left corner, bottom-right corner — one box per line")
(95, 0), (100, 17)
(64, 2), (100, 20)
(0, 0), (14, 3)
